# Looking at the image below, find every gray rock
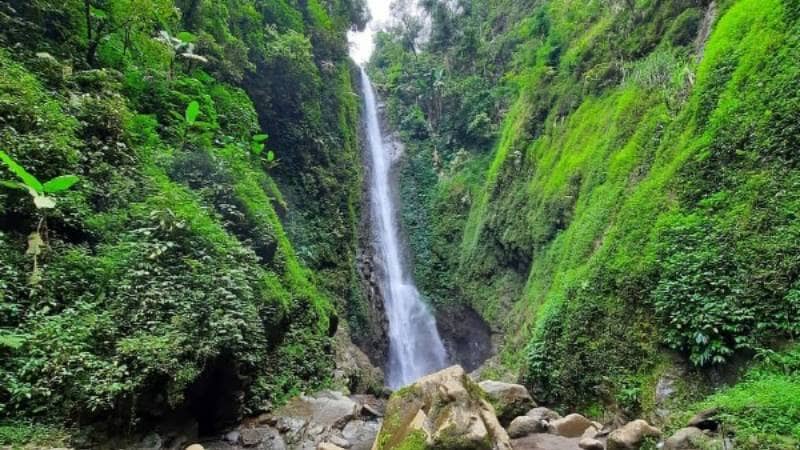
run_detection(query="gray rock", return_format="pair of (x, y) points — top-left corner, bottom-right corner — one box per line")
(223, 430), (240, 444)
(507, 415), (548, 438)
(549, 414), (593, 438)
(341, 420), (381, 450)
(579, 437), (605, 450)
(325, 434), (351, 448)
(257, 427), (287, 450)
(526, 407), (562, 422)
(239, 427), (277, 447)
(318, 444), (346, 450)
(479, 380), (537, 425)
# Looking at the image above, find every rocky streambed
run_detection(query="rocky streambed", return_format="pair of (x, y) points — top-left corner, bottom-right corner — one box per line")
(26, 366), (729, 450)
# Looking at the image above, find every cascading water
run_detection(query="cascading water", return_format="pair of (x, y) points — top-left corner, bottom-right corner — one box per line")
(360, 68), (448, 388)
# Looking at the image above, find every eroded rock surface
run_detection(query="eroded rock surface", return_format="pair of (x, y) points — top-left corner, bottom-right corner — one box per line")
(373, 365), (512, 450)
(478, 381), (537, 426)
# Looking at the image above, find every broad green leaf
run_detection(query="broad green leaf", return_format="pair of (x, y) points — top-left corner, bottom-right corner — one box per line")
(251, 143), (265, 155)
(177, 31), (197, 43)
(185, 101), (200, 125)
(266, 150), (275, 162)
(90, 6), (108, 19)
(33, 194), (56, 209)
(0, 150), (43, 193)
(0, 332), (25, 350)
(43, 175), (79, 193)
(253, 134), (269, 143)
(0, 180), (24, 190)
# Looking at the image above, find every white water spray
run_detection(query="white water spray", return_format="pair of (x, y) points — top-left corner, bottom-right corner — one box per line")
(359, 68), (448, 388)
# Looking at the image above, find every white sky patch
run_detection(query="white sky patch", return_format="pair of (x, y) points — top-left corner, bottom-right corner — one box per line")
(348, 0), (393, 65)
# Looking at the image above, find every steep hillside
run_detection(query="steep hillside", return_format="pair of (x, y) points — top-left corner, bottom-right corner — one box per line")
(370, 0), (800, 446)
(0, 0), (368, 441)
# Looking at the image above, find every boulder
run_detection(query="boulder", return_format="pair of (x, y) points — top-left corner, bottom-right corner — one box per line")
(507, 415), (548, 438)
(526, 407), (562, 422)
(185, 445), (204, 450)
(237, 426), (284, 447)
(579, 437), (605, 450)
(478, 380), (536, 425)
(687, 408), (720, 431)
(607, 420), (661, 450)
(274, 390), (360, 449)
(372, 365), (512, 450)
(548, 414), (594, 438)
(663, 427), (708, 450)
(341, 420), (381, 450)
(582, 425), (599, 439)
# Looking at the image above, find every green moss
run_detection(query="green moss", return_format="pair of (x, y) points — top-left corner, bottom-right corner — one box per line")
(373, 0), (800, 423)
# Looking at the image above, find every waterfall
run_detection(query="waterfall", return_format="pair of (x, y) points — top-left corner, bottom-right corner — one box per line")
(359, 68), (448, 388)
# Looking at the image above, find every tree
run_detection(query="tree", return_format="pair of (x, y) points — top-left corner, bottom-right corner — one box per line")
(82, 0), (175, 66)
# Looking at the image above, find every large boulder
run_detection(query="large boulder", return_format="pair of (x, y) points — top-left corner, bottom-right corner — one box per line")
(478, 381), (536, 426)
(507, 416), (547, 438)
(548, 414), (593, 438)
(607, 420), (661, 450)
(373, 366), (512, 450)
(274, 390), (360, 449)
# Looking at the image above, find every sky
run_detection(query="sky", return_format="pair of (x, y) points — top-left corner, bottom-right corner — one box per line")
(348, 0), (393, 64)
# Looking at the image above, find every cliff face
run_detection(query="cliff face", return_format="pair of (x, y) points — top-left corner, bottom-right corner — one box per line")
(0, 0), (370, 433)
(370, 0), (800, 432)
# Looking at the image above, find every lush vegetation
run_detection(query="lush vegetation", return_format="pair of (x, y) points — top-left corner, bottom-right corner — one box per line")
(370, 0), (800, 447)
(0, 0), (368, 441)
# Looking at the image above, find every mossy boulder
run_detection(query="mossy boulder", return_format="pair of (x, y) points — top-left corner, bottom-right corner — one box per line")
(477, 380), (536, 426)
(373, 366), (512, 450)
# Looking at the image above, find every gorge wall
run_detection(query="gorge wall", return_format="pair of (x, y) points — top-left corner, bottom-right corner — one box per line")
(370, 0), (800, 427)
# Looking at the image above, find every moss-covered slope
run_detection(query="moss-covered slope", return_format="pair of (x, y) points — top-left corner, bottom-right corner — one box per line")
(0, 0), (368, 438)
(370, 0), (800, 446)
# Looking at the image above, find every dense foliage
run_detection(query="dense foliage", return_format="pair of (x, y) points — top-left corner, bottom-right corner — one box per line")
(0, 0), (367, 438)
(370, 0), (800, 446)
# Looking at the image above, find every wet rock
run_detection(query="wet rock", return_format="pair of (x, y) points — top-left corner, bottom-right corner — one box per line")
(332, 325), (384, 394)
(607, 420), (661, 450)
(507, 415), (548, 438)
(373, 365), (512, 450)
(579, 437), (605, 450)
(478, 380), (536, 426)
(276, 390), (359, 432)
(663, 427), (708, 450)
(223, 430), (241, 444)
(549, 414), (593, 438)
(341, 420), (381, 450)
(687, 408), (720, 431)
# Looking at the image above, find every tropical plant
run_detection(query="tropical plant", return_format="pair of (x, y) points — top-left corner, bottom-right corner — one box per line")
(0, 150), (79, 284)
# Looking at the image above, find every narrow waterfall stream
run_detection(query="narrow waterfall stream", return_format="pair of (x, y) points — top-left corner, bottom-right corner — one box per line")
(360, 68), (448, 388)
